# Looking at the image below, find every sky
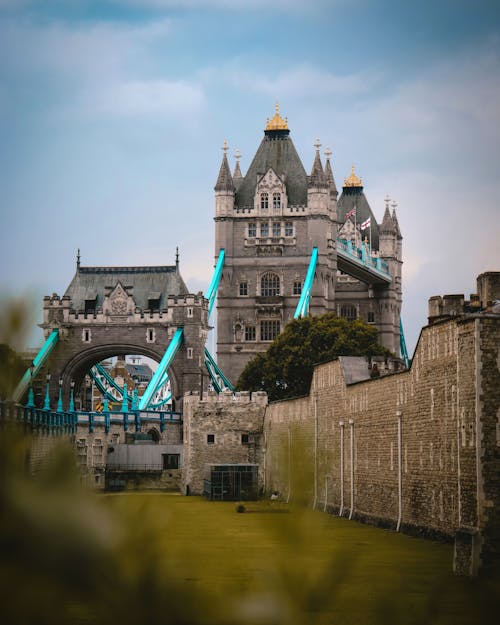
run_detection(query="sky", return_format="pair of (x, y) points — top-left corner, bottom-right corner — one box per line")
(0, 0), (499, 356)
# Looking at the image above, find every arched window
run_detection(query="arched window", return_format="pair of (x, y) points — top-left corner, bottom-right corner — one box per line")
(261, 272), (280, 296)
(273, 192), (281, 210)
(340, 304), (357, 321)
(260, 192), (269, 210)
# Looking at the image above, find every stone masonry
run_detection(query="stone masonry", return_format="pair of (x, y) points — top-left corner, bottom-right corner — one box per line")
(182, 390), (268, 495)
(263, 313), (500, 576)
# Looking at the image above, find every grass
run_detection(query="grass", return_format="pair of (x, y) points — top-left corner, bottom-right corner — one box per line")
(97, 493), (499, 625)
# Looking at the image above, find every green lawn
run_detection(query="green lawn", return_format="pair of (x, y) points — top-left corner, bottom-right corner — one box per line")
(95, 493), (498, 625)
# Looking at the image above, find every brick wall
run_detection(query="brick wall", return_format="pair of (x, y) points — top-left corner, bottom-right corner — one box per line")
(263, 315), (500, 575)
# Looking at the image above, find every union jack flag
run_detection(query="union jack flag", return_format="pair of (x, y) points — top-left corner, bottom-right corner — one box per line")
(345, 207), (356, 220)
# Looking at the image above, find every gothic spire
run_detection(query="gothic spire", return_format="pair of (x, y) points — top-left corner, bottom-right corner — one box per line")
(233, 149), (243, 182)
(391, 200), (402, 239)
(380, 194), (396, 234)
(308, 138), (328, 188)
(324, 147), (338, 197)
(214, 140), (234, 192)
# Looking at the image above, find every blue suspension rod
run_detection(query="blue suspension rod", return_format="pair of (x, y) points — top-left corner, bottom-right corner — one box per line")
(294, 247), (318, 319)
(13, 329), (59, 402)
(204, 347), (234, 391)
(400, 319), (410, 368)
(205, 248), (225, 316)
(138, 328), (184, 410)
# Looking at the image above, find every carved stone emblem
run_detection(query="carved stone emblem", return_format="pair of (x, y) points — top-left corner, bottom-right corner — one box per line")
(104, 283), (134, 318)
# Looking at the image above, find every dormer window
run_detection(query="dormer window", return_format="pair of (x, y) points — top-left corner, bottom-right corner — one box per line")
(148, 292), (161, 311)
(260, 193), (269, 210)
(273, 193), (281, 210)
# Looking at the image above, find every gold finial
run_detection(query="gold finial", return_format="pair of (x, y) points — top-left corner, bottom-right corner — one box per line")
(265, 102), (289, 131)
(344, 164), (362, 187)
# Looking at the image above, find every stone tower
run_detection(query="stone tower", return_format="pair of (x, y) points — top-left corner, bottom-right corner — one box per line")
(214, 107), (403, 384)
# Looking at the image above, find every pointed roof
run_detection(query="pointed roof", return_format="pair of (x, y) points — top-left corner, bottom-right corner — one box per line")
(234, 112), (308, 207)
(324, 148), (338, 197)
(380, 205), (395, 234)
(337, 168), (380, 250)
(214, 142), (234, 192)
(392, 204), (402, 239)
(308, 142), (328, 189)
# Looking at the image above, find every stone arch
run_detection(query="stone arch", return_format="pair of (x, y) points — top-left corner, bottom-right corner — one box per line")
(45, 342), (181, 409)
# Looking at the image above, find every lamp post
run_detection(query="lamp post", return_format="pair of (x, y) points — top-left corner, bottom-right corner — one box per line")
(69, 380), (75, 413)
(57, 377), (64, 413)
(43, 373), (51, 411)
(26, 364), (35, 408)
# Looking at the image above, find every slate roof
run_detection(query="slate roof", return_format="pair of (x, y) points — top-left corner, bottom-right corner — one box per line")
(214, 153), (234, 192)
(64, 265), (189, 311)
(337, 186), (380, 250)
(235, 129), (308, 208)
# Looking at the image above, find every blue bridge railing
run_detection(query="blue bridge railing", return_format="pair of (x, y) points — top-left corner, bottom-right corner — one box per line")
(336, 238), (391, 280)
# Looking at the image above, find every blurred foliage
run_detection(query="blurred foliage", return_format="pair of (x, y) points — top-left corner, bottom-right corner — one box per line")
(236, 313), (391, 401)
(0, 343), (26, 400)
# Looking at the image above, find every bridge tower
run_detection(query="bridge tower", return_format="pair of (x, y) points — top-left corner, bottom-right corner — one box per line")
(214, 106), (338, 384)
(38, 254), (209, 411)
(215, 107), (404, 383)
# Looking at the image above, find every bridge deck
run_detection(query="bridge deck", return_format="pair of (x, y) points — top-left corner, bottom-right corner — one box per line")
(336, 239), (391, 285)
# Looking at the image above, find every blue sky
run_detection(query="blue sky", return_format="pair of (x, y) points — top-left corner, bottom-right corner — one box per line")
(1, 0), (499, 355)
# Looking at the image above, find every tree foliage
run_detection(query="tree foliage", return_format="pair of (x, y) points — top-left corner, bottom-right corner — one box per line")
(236, 313), (391, 402)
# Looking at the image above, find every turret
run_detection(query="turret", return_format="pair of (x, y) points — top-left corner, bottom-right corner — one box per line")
(307, 139), (329, 214)
(214, 140), (235, 217)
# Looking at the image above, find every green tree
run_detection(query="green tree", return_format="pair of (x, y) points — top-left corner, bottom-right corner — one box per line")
(236, 313), (391, 401)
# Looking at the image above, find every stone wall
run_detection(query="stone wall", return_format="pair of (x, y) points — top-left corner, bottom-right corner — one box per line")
(263, 315), (500, 576)
(182, 390), (268, 495)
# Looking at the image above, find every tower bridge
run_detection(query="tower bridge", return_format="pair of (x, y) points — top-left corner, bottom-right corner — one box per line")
(10, 105), (404, 414)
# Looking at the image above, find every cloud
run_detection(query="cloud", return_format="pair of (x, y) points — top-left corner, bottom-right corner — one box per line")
(90, 79), (205, 117)
(203, 63), (376, 99)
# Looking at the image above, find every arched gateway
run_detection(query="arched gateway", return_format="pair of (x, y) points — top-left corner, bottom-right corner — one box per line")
(38, 255), (209, 411)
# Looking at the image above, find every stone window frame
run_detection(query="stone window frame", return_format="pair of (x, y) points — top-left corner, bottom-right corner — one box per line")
(285, 221), (293, 237)
(340, 304), (357, 321)
(187, 347), (194, 359)
(272, 192), (281, 210)
(239, 281), (248, 296)
(248, 222), (257, 238)
(187, 307), (193, 318)
(261, 272), (280, 297)
(260, 319), (280, 341)
(82, 328), (92, 343)
(293, 281), (302, 296)
(244, 325), (256, 341)
(367, 311), (375, 323)
(241, 433), (249, 445)
(272, 221), (281, 237)
(207, 434), (215, 444)
(146, 328), (156, 343)
(260, 221), (269, 238)
(260, 192), (269, 211)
